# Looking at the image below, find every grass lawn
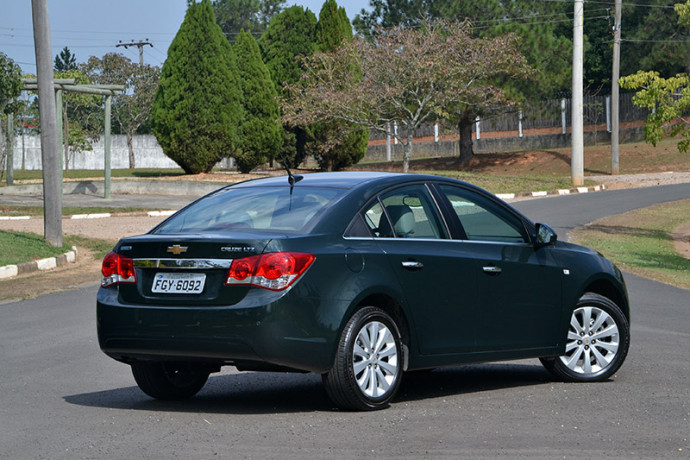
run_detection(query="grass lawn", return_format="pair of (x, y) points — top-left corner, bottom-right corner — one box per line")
(417, 171), (595, 194)
(4, 168), (186, 182)
(0, 231), (114, 267)
(571, 199), (690, 290)
(0, 231), (75, 266)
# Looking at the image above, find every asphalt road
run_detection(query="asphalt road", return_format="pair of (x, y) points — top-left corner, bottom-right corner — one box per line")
(1, 184), (689, 459)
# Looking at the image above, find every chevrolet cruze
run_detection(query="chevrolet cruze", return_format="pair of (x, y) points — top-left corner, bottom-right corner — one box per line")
(97, 172), (630, 410)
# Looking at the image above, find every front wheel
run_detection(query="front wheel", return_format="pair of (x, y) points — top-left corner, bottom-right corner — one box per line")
(131, 362), (210, 400)
(541, 293), (630, 382)
(323, 307), (403, 411)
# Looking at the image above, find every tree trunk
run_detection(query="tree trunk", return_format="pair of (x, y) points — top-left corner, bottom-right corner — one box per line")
(457, 119), (474, 166)
(402, 134), (413, 173)
(127, 132), (135, 169)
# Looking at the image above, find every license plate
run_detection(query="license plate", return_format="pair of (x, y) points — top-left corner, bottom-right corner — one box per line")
(152, 272), (206, 294)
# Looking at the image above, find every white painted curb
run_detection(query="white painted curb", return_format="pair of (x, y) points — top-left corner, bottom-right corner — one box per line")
(0, 246), (78, 281)
(70, 213), (112, 220)
(0, 265), (18, 279)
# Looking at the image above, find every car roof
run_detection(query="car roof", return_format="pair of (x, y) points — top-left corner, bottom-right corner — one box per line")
(229, 171), (455, 189)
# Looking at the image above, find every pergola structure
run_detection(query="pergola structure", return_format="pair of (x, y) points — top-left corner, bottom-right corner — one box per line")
(17, 78), (125, 198)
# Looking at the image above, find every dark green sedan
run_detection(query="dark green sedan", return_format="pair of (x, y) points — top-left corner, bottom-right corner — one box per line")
(97, 172), (630, 410)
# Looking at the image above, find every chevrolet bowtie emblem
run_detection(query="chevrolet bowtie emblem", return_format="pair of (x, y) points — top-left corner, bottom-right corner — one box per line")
(167, 244), (188, 255)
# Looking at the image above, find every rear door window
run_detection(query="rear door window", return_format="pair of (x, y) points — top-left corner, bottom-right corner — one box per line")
(360, 185), (448, 239)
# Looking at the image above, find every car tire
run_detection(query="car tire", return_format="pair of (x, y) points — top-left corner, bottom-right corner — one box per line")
(323, 307), (403, 411)
(131, 362), (210, 400)
(541, 293), (630, 382)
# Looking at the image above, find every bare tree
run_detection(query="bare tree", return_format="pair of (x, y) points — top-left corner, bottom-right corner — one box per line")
(282, 20), (532, 172)
(84, 53), (160, 168)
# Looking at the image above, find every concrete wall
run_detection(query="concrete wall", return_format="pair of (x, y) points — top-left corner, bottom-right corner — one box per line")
(10, 134), (179, 170)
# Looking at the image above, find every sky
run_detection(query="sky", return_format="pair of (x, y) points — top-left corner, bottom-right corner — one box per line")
(1, 0), (372, 75)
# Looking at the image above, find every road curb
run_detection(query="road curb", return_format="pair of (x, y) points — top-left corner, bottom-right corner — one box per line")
(1, 209), (177, 222)
(495, 184), (605, 201)
(0, 246), (78, 281)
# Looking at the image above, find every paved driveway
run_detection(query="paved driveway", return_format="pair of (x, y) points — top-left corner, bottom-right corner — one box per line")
(1, 184), (689, 458)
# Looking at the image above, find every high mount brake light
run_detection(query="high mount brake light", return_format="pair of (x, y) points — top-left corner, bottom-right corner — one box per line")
(225, 252), (315, 291)
(101, 251), (137, 287)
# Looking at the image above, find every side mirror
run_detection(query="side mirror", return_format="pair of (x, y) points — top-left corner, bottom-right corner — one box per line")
(535, 223), (558, 247)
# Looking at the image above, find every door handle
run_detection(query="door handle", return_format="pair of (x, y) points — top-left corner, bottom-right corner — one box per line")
(482, 265), (502, 274)
(402, 260), (424, 270)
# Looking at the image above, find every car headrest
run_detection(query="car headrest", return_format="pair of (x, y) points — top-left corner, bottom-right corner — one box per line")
(380, 205), (415, 237)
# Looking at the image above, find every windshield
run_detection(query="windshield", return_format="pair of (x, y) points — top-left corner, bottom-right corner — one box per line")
(153, 186), (345, 234)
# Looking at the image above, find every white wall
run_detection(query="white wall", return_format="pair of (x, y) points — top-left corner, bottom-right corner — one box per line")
(11, 134), (182, 170)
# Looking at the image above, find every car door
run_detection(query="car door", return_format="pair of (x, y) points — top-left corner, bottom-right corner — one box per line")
(435, 184), (563, 352)
(360, 184), (479, 355)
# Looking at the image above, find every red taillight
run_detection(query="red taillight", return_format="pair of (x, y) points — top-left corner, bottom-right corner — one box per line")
(101, 251), (137, 287)
(225, 252), (315, 291)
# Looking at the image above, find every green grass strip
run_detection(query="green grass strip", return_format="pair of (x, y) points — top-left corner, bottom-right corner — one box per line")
(0, 231), (74, 266)
(571, 199), (690, 290)
(0, 231), (115, 267)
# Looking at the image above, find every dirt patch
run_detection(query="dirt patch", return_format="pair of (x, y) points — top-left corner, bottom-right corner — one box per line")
(1, 214), (168, 242)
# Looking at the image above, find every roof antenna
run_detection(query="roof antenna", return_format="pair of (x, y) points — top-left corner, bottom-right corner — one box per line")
(280, 153), (303, 187)
(279, 154), (303, 210)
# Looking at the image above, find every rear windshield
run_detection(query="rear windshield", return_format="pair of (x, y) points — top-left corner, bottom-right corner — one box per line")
(153, 186), (345, 234)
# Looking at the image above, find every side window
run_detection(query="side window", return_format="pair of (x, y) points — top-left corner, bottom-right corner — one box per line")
(363, 185), (447, 239)
(439, 185), (527, 243)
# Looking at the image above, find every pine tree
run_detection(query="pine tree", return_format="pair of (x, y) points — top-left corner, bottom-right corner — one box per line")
(152, 0), (243, 174)
(308, 0), (368, 171)
(54, 47), (77, 72)
(259, 5), (317, 166)
(234, 29), (281, 172)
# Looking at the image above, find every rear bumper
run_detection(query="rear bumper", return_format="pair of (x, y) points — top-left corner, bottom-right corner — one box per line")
(96, 286), (342, 373)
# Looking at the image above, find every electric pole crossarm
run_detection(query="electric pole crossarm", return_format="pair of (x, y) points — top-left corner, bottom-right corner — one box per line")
(115, 39), (153, 66)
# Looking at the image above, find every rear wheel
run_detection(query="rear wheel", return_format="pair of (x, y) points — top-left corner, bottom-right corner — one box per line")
(131, 362), (210, 400)
(323, 307), (403, 411)
(541, 293), (629, 382)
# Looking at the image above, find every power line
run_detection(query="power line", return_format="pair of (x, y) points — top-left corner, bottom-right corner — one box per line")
(622, 38), (690, 42)
(541, 0), (677, 8)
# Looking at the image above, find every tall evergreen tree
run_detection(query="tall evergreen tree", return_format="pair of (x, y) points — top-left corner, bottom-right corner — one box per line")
(54, 47), (77, 72)
(623, 0), (690, 77)
(152, 0), (243, 174)
(212, 0), (285, 41)
(307, 0), (368, 171)
(259, 5), (317, 166)
(234, 29), (281, 172)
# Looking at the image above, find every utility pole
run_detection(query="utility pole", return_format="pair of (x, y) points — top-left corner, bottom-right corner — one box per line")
(31, 0), (62, 247)
(116, 39), (153, 66)
(571, 0), (585, 186)
(611, 0), (622, 175)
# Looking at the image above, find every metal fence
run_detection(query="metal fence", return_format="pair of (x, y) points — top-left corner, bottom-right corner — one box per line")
(370, 92), (650, 141)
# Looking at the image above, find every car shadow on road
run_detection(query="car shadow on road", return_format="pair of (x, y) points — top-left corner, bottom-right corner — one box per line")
(64, 363), (552, 414)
